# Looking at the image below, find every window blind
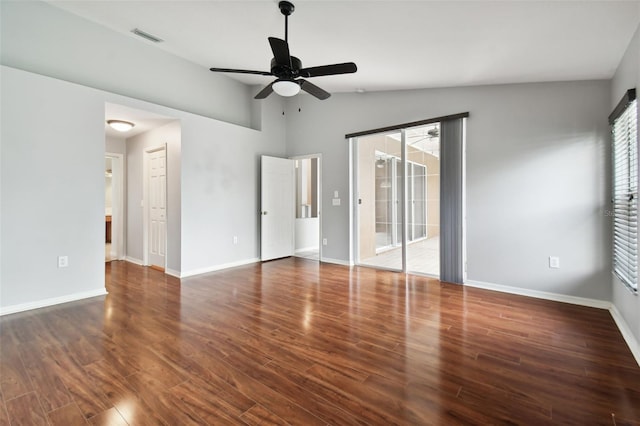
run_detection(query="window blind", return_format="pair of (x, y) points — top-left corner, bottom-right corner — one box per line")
(611, 92), (637, 292)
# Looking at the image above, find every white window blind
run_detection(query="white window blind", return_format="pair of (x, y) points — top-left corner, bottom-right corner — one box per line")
(611, 91), (638, 292)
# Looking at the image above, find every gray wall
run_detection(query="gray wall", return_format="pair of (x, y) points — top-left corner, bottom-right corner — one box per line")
(286, 80), (611, 300)
(1, 0), (255, 128)
(1, 66), (106, 308)
(180, 91), (286, 275)
(611, 24), (640, 348)
(0, 65), (286, 311)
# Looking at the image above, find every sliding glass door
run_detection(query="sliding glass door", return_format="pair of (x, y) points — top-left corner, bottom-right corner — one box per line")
(355, 124), (441, 276)
(357, 131), (404, 270)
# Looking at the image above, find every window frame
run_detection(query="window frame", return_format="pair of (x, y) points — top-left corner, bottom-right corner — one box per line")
(610, 89), (638, 293)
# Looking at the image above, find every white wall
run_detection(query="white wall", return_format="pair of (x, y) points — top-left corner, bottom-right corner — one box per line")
(125, 122), (181, 274)
(0, 0), (255, 128)
(106, 135), (126, 155)
(611, 24), (640, 354)
(0, 65), (286, 312)
(296, 218), (319, 252)
(286, 80), (611, 300)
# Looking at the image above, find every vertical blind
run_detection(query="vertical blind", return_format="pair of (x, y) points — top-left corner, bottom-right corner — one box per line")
(611, 90), (638, 292)
(440, 118), (465, 284)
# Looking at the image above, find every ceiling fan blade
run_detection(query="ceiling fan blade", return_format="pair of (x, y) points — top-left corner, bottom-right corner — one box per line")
(299, 79), (331, 100)
(299, 62), (357, 78)
(254, 81), (276, 99)
(210, 67), (272, 76)
(268, 37), (291, 67)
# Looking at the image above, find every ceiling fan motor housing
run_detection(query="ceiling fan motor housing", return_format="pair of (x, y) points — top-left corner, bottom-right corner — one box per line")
(271, 56), (302, 79)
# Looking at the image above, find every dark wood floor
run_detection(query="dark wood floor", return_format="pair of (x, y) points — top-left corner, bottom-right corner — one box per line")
(1, 258), (640, 425)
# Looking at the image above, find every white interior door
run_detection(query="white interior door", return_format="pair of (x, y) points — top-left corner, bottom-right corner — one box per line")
(261, 155), (295, 261)
(147, 146), (167, 269)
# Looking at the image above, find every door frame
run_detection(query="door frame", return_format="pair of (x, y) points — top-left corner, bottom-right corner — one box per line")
(290, 153), (323, 261)
(105, 152), (125, 261)
(143, 144), (167, 268)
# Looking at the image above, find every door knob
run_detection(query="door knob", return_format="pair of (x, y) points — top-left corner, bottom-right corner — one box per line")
(262, 211), (268, 215)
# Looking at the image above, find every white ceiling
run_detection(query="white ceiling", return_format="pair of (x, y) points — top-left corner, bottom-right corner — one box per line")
(105, 102), (177, 138)
(50, 1), (640, 94)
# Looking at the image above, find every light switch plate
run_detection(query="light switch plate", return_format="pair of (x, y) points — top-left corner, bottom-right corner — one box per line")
(549, 256), (560, 269)
(332, 198), (341, 206)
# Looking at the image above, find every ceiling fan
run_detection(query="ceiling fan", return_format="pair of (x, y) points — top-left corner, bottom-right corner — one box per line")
(209, 1), (357, 100)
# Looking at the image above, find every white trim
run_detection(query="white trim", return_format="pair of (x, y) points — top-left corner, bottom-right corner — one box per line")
(295, 247), (318, 253)
(609, 304), (640, 367)
(165, 268), (181, 278)
(0, 289), (108, 316)
(320, 257), (354, 267)
(180, 258), (260, 278)
(465, 279), (611, 309)
(125, 256), (144, 266)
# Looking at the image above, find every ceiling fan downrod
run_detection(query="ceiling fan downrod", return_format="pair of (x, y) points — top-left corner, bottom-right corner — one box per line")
(279, 1), (295, 43)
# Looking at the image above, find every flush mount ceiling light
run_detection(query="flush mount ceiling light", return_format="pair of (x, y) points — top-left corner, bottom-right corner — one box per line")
(107, 120), (135, 132)
(272, 80), (301, 97)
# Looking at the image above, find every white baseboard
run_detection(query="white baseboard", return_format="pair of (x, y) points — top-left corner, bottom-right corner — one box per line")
(295, 247), (318, 253)
(609, 304), (640, 367)
(320, 257), (354, 267)
(125, 256), (144, 266)
(0, 288), (108, 316)
(180, 258), (260, 278)
(465, 280), (611, 309)
(165, 268), (181, 278)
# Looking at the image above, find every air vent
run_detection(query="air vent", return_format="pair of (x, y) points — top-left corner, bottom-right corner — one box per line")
(131, 28), (163, 43)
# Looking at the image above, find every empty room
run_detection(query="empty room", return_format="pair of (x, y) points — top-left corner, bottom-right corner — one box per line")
(1, 1), (640, 424)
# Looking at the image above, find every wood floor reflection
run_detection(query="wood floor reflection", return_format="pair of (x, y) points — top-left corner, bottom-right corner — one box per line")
(1, 258), (639, 425)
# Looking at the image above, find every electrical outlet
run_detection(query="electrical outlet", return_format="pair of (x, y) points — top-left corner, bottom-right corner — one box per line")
(58, 256), (69, 268)
(549, 256), (560, 269)
(233, 236), (238, 244)
(322, 238), (328, 246)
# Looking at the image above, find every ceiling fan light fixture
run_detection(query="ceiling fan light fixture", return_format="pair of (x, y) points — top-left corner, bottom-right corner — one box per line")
(273, 80), (301, 97)
(107, 120), (135, 132)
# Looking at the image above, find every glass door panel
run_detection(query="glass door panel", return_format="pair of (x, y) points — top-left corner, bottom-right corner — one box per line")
(356, 132), (403, 270)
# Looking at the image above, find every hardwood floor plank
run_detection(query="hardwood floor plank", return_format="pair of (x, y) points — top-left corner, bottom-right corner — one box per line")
(1, 259), (639, 424)
(4, 392), (47, 426)
(87, 407), (128, 426)
(170, 379), (249, 425)
(83, 360), (166, 426)
(0, 344), (33, 401)
(0, 398), (10, 426)
(42, 344), (110, 419)
(17, 341), (73, 412)
(240, 404), (290, 425)
(47, 403), (89, 426)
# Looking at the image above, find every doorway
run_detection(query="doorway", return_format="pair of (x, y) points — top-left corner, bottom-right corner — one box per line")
(105, 153), (124, 262)
(259, 154), (322, 262)
(294, 155), (321, 261)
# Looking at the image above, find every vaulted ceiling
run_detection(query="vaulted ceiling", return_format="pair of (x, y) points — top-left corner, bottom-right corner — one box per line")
(49, 1), (640, 94)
